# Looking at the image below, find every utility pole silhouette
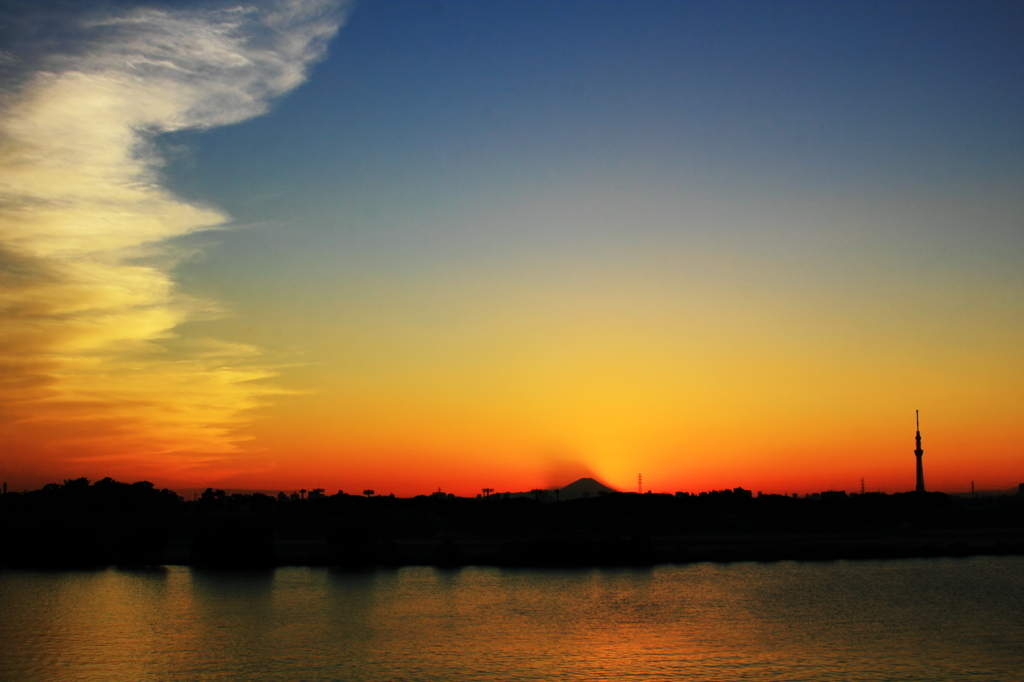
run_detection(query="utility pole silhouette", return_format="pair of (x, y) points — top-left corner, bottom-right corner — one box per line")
(363, 489), (374, 497)
(482, 488), (493, 498)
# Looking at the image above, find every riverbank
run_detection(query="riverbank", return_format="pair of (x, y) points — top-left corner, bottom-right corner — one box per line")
(2, 511), (1022, 568)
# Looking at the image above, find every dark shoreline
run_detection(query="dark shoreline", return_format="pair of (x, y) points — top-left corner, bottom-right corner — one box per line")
(3, 484), (1022, 569)
(2, 515), (1022, 569)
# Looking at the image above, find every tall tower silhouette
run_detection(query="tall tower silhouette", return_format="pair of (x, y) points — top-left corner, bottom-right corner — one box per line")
(914, 410), (925, 493)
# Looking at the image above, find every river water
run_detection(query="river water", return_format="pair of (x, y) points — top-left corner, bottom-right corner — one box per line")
(1, 557), (1022, 681)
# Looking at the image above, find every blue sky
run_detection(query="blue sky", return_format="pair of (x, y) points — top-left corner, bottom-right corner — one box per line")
(2, 0), (1022, 492)
(167, 1), (1023, 206)
(163, 0), (1024, 382)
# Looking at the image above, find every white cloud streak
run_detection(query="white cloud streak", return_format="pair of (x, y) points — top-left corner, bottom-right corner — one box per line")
(0, 0), (346, 482)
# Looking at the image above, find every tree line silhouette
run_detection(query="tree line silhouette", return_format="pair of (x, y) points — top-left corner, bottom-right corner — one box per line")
(1, 477), (1022, 569)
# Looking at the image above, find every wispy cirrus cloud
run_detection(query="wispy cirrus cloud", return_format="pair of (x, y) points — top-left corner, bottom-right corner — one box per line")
(0, 0), (346, 485)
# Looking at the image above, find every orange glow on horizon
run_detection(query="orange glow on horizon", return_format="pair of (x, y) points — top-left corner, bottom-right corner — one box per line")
(2, 1), (1022, 499)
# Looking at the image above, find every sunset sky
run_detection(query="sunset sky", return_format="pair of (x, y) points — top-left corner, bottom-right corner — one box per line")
(1, 0), (1021, 496)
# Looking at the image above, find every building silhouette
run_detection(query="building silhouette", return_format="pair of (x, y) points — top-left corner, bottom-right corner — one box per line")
(914, 410), (926, 493)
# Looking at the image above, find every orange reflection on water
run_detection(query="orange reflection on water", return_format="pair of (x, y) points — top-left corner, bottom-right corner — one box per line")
(3, 560), (1023, 681)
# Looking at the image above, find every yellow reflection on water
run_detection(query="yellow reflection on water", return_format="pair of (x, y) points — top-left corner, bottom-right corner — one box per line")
(2, 560), (1023, 681)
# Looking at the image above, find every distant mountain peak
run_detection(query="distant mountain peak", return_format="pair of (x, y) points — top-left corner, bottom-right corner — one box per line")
(557, 477), (617, 499)
(562, 476), (614, 488)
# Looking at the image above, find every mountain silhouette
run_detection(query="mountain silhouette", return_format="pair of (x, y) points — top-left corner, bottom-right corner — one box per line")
(556, 477), (617, 501)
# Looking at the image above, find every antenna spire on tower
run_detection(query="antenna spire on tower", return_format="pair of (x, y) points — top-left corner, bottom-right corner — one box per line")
(914, 410), (925, 493)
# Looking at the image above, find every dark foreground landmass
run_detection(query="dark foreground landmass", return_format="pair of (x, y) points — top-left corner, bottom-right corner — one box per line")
(1, 478), (1023, 569)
